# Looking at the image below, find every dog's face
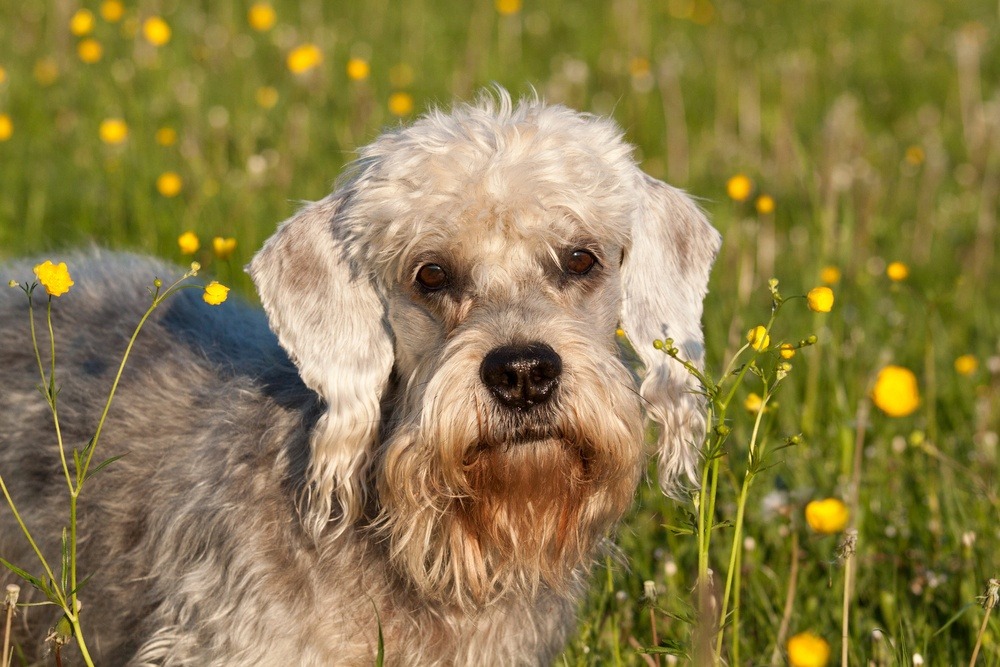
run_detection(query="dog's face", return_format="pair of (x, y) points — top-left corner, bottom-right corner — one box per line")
(249, 92), (719, 606)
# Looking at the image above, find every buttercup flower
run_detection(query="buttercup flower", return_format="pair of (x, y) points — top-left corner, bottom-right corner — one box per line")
(142, 17), (171, 46)
(780, 343), (796, 359)
(33, 261), (74, 297)
(101, 1), (124, 22)
(0, 114), (11, 142)
(346, 57), (370, 81)
(34, 58), (59, 86)
(178, 231), (200, 255)
(388, 92), (414, 116)
(787, 631), (831, 667)
(287, 44), (323, 74)
(819, 265), (841, 285)
(746, 325), (770, 352)
(744, 392), (764, 413)
(77, 39), (103, 63)
(807, 286), (834, 313)
(248, 3), (277, 31)
(495, 0), (523, 15)
(203, 281), (230, 305)
(755, 194), (775, 215)
(905, 145), (925, 166)
(70, 9), (95, 36)
(155, 127), (177, 146)
(213, 237), (237, 260)
(805, 498), (849, 534)
(256, 86), (279, 109)
(156, 172), (183, 197)
(872, 365), (920, 417)
(99, 118), (128, 144)
(954, 354), (978, 376)
(886, 261), (909, 281)
(726, 173), (753, 202)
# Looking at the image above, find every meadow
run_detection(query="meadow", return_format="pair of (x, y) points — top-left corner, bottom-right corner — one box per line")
(1, 0), (998, 664)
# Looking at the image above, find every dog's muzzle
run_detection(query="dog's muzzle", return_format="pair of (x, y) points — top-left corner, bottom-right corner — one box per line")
(479, 343), (561, 412)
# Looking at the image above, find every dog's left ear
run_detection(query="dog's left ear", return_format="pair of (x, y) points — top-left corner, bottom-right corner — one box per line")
(620, 173), (721, 497)
(248, 192), (394, 539)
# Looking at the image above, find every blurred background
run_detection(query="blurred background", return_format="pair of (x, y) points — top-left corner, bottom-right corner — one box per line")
(1, 1), (998, 664)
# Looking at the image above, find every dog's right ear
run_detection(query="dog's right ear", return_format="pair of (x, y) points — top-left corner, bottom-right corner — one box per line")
(248, 192), (393, 540)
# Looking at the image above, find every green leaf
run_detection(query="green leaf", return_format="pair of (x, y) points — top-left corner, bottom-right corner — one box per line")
(60, 527), (69, 592)
(68, 572), (94, 597)
(0, 558), (45, 592)
(636, 639), (686, 655)
(89, 454), (125, 477)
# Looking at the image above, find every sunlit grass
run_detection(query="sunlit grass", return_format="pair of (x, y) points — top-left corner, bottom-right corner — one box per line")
(0, 1), (998, 664)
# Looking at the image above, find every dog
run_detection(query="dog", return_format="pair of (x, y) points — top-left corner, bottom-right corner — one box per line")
(0, 90), (719, 665)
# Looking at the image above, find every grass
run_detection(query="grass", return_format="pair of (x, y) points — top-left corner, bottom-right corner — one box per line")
(1, 0), (998, 664)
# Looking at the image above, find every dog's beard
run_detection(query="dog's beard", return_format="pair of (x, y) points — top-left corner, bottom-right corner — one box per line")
(374, 355), (643, 608)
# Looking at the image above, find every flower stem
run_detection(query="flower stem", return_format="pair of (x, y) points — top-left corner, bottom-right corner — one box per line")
(715, 388), (770, 658)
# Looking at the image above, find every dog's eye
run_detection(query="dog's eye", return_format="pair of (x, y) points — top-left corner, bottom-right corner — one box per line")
(566, 250), (597, 276)
(415, 264), (449, 291)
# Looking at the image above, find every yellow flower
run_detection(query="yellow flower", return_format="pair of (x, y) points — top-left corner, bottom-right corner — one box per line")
(155, 127), (177, 146)
(905, 145), (925, 166)
(805, 498), (849, 534)
(33, 261), (74, 297)
(248, 3), (277, 31)
(156, 172), (183, 197)
(746, 325), (770, 352)
(872, 365), (920, 417)
(726, 173), (753, 202)
(70, 9), (95, 36)
(628, 57), (651, 77)
(99, 118), (128, 144)
(178, 231), (200, 255)
(819, 265), (841, 285)
(744, 392), (764, 413)
(100, 0), (125, 22)
(807, 286), (834, 313)
(954, 354), (978, 376)
(346, 57), (370, 81)
(0, 114), (11, 142)
(77, 39), (103, 63)
(388, 92), (414, 116)
(142, 17), (171, 46)
(495, 0), (523, 14)
(787, 631), (831, 667)
(203, 281), (230, 305)
(780, 343), (796, 359)
(886, 261), (909, 281)
(287, 43), (323, 74)
(33, 58), (59, 86)
(212, 237), (237, 260)
(256, 86), (279, 109)
(755, 194), (775, 215)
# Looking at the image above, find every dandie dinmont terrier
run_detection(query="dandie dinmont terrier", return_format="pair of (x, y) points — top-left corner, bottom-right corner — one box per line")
(0, 89), (719, 665)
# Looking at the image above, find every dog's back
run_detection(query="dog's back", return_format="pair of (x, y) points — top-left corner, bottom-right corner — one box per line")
(0, 252), (325, 663)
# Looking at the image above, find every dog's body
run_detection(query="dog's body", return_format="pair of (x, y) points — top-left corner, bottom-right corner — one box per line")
(0, 92), (718, 665)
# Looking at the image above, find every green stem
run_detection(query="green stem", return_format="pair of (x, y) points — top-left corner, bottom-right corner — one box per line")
(715, 388), (771, 659)
(0, 473), (63, 607)
(81, 278), (188, 477)
(70, 613), (95, 667)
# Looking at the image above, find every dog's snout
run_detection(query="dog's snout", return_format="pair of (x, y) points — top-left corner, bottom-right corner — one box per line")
(480, 343), (562, 411)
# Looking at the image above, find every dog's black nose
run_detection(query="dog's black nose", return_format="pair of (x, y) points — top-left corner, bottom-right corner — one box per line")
(480, 343), (562, 411)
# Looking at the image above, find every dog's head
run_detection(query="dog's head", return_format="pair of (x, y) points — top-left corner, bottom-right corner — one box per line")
(249, 90), (719, 605)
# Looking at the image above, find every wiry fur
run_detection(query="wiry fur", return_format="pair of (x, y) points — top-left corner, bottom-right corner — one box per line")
(0, 90), (719, 665)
